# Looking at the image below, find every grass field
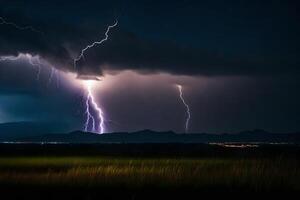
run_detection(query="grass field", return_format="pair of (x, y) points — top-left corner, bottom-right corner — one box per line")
(0, 143), (299, 199)
(0, 156), (299, 191)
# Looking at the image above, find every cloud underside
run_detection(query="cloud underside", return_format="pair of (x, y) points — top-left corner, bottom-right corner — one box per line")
(0, 3), (299, 78)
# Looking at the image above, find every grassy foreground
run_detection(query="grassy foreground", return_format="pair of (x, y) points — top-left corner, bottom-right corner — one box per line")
(0, 156), (299, 191)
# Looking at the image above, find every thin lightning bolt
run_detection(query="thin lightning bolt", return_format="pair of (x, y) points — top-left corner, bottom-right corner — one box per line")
(176, 84), (191, 133)
(27, 54), (42, 80)
(74, 20), (118, 69)
(84, 91), (96, 132)
(0, 17), (45, 80)
(0, 16), (45, 79)
(0, 53), (63, 86)
(55, 69), (60, 88)
(0, 16), (44, 35)
(84, 81), (105, 134)
(48, 68), (54, 83)
(48, 68), (60, 88)
(0, 53), (42, 80)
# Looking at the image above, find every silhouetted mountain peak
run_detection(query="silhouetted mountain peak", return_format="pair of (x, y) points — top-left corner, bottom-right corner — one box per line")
(239, 129), (270, 135)
(134, 129), (176, 135)
(1, 122), (299, 143)
(69, 131), (90, 135)
(134, 129), (156, 134)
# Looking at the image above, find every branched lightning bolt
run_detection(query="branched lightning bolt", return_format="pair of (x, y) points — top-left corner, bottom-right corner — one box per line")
(176, 84), (191, 133)
(0, 53), (63, 86)
(74, 20), (118, 69)
(0, 53), (42, 80)
(84, 81), (105, 134)
(75, 20), (118, 134)
(27, 55), (42, 80)
(84, 92), (96, 132)
(0, 17), (46, 80)
(0, 16), (44, 35)
(1, 18), (117, 134)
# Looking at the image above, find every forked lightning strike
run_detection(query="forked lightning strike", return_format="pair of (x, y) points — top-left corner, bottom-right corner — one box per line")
(84, 86), (96, 132)
(84, 81), (105, 134)
(74, 20), (118, 134)
(177, 84), (191, 133)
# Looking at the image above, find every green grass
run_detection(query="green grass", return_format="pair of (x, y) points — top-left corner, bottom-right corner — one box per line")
(0, 157), (299, 191)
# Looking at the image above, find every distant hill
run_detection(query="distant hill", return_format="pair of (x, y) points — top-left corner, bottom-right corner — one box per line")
(8, 129), (300, 144)
(0, 122), (67, 140)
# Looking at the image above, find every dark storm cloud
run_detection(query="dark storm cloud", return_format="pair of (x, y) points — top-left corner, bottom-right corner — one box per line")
(0, 0), (299, 77)
(77, 29), (300, 76)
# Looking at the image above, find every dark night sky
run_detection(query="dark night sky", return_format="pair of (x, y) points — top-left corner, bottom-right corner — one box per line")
(0, 0), (299, 133)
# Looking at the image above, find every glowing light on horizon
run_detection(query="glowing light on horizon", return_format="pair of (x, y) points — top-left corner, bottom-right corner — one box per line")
(83, 80), (105, 134)
(176, 84), (191, 133)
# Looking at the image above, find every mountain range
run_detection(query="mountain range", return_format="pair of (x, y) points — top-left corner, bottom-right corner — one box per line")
(0, 122), (299, 143)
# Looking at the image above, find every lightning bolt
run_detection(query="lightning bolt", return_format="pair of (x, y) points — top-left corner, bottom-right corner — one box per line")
(0, 16), (44, 35)
(0, 53), (42, 80)
(83, 81), (105, 134)
(176, 84), (191, 133)
(27, 55), (42, 80)
(0, 17), (46, 80)
(48, 68), (55, 85)
(74, 20), (118, 69)
(74, 20), (118, 134)
(55, 69), (60, 88)
(84, 91), (96, 132)
(0, 16), (46, 79)
(1, 19), (116, 133)
(48, 68), (60, 88)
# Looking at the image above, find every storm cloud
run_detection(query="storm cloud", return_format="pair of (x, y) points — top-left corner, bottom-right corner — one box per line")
(1, 0), (299, 77)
